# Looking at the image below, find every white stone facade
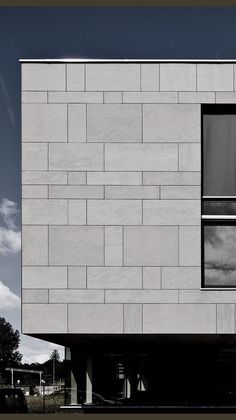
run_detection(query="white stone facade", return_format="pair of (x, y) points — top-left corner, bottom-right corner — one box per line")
(21, 61), (236, 336)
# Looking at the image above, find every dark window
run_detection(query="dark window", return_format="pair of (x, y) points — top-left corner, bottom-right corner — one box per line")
(202, 105), (236, 288)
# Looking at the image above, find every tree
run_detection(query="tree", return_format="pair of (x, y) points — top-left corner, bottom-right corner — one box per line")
(0, 317), (22, 382)
(49, 350), (60, 362)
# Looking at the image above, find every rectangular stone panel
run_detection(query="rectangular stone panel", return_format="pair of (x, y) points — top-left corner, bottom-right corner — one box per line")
(87, 200), (142, 225)
(49, 185), (104, 199)
(22, 226), (48, 266)
(22, 199), (67, 225)
(22, 171), (67, 185)
(22, 92), (48, 103)
(217, 304), (234, 333)
(49, 289), (104, 303)
(143, 171), (200, 186)
(105, 289), (178, 303)
(87, 172), (142, 186)
(105, 144), (178, 171)
(143, 304), (216, 333)
(143, 267), (161, 289)
(48, 91), (103, 103)
(143, 104), (200, 142)
(179, 226), (201, 266)
(68, 104), (86, 142)
(68, 172), (87, 185)
(87, 104), (142, 142)
(179, 92), (215, 103)
(161, 186), (200, 199)
(105, 186), (159, 199)
(22, 63), (65, 91)
(216, 92), (236, 103)
(22, 143), (48, 171)
(68, 267), (86, 289)
(49, 143), (103, 171)
(22, 304), (67, 333)
(123, 92), (178, 103)
(141, 64), (159, 91)
(160, 64), (196, 91)
(105, 226), (123, 266)
(68, 200), (86, 225)
(124, 226), (178, 266)
(197, 64), (233, 91)
(68, 303), (123, 333)
(67, 64), (85, 91)
(22, 267), (67, 289)
(180, 290), (236, 304)
(49, 226), (104, 266)
(143, 200), (200, 225)
(22, 185), (48, 199)
(22, 104), (67, 142)
(179, 143), (200, 171)
(87, 267), (142, 289)
(124, 304), (142, 333)
(86, 64), (140, 91)
(162, 267), (201, 289)
(22, 289), (48, 303)
(104, 92), (122, 103)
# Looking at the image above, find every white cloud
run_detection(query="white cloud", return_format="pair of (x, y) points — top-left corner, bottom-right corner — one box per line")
(0, 228), (21, 255)
(0, 280), (20, 309)
(19, 336), (64, 364)
(0, 199), (19, 230)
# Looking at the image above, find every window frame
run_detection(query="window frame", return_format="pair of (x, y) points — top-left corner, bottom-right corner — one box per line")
(201, 104), (236, 289)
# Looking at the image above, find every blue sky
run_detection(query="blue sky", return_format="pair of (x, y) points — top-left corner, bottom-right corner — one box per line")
(1, 6), (236, 362)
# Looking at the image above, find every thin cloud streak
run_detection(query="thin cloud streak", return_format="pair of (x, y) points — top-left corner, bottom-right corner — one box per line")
(0, 73), (16, 126)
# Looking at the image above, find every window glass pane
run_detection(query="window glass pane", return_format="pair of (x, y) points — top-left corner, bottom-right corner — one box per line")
(203, 201), (236, 215)
(203, 113), (236, 196)
(204, 224), (236, 286)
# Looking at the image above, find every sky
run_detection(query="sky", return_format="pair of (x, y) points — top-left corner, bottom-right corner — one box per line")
(1, 6), (236, 363)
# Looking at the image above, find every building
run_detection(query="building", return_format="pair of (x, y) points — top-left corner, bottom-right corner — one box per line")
(21, 59), (236, 408)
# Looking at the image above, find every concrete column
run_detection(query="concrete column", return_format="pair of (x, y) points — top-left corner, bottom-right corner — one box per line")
(85, 355), (93, 404)
(70, 369), (78, 405)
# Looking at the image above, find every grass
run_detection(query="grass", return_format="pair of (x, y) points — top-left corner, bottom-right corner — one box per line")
(26, 393), (64, 413)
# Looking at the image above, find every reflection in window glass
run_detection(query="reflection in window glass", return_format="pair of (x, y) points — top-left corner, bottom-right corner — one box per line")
(203, 201), (236, 215)
(204, 225), (236, 286)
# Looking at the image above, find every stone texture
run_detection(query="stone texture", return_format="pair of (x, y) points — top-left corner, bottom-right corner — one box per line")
(22, 143), (48, 170)
(124, 304), (142, 333)
(49, 289), (104, 303)
(104, 92), (122, 103)
(216, 92), (236, 103)
(179, 92), (215, 103)
(179, 226), (201, 266)
(161, 186), (200, 199)
(105, 226), (123, 266)
(180, 290), (236, 304)
(22, 289), (48, 303)
(124, 226), (178, 266)
(179, 143), (201, 171)
(22, 199), (67, 224)
(49, 226), (104, 266)
(22, 92), (47, 103)
(22, 171), (67, 185)
(197, 64), (233, 91)
(67, 64), (85, 91)
(105, 143), (178, 171)
(143, 171), (200, 186)
(217, 304), (234, 333)
(141, 64), (159, 91)
(49, 185), (103, 199)
(68, 267), (87, 289)
(68, 172), (87, 185)
(22, 104), (67, 142)
(87, 104), (142, 142)
(68, 104), (86, 142)
(22, 63), (65, 91)
(86, 64), (140, 91)
(49, 143), (103, 171)
(160, 64), (196, 91)
(143, 200), (200, 225)
(143, 104), (200, 142)
(49, 91), (103, 103)
(68, 200), (86, 225)
(123, 92), (178, 103)
(143, 304), (216, 333)
(22, 185), (48, 199)
(87, 200), (142, 225)
(22, 304), (67, 333)
(143, 267), (161, 289)
(105, 186), (159, 199)
(22, 267), (67, 289)
(68, 303), (123, 333)
(87, 172), (142, 185)
(87, 267), (142, 289)
(162, 267), (201, 289)
(22, 226), (48, 266)
(105, 289), (178, 303)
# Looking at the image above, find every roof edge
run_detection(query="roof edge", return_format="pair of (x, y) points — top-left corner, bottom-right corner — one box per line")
(19, 58), (236, 63)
